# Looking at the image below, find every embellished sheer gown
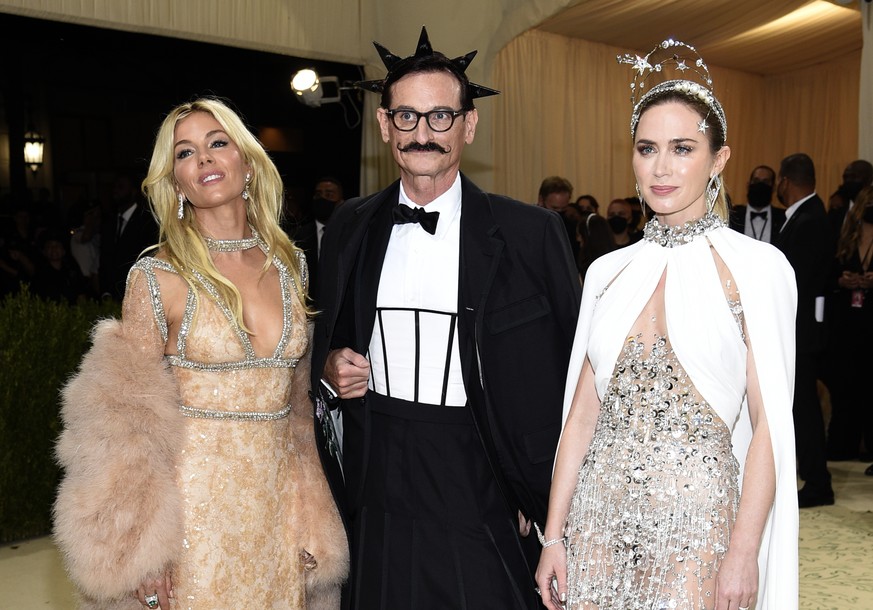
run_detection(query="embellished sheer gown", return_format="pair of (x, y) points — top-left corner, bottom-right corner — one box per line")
(565, 332), (740, 609)
(124, 247), (344, 609)
(561, 214), (800, 610)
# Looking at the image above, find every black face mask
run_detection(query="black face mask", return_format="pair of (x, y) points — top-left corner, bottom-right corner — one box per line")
(747, 182), (773, 209)
(838, 181), (865, 203)
(608, 216), (629, 234)
(863, 206), (873, 224)
(310, 197), (335, 223)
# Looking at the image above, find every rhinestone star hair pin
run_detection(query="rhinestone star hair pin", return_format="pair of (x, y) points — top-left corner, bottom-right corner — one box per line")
(354, 26), (499, 101)
(617, 39), (726, 141)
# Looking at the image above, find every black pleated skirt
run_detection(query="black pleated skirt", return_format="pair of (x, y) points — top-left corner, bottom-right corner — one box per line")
(348, 392), (537, 610)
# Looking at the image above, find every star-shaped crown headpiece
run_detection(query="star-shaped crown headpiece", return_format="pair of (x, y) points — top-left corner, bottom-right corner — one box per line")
(617, 39), (726, 141)
(355, 26), (499, 100)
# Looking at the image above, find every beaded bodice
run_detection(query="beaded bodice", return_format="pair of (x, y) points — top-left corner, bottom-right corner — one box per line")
(129, 246), (308, 421)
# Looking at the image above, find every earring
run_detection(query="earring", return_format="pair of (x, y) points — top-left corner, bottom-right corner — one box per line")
(177, 193), (185, 219)
(242, 173), (251, 201)
(635, 184), (647, 220)
(705, 174), (722, 214)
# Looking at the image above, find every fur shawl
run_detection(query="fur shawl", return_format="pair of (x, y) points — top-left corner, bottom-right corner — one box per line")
(54, 317), (347, 609)
(54, 319), (184, 609)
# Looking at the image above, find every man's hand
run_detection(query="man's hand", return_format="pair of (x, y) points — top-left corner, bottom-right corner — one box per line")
(324, 348), (370, 399)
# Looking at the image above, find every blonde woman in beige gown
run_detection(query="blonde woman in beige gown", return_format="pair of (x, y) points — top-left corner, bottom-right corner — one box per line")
(54, 98), (347, 610)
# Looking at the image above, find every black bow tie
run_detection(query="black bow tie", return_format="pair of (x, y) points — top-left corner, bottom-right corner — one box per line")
(392, 204), (440, 235)
(751, 210), (768, 220)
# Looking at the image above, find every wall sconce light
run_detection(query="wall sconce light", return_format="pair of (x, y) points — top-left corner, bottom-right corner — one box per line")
(291, 68), (343, 107)
(24, 127), (45, 173)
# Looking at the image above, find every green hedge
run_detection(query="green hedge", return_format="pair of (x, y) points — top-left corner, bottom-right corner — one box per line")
(0, 287), (119, 543)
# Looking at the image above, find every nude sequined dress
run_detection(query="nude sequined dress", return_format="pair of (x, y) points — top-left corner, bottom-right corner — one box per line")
(125, 249), (345, 609)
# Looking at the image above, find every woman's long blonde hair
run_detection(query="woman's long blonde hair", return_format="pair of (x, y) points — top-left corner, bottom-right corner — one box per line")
(142, 97), (312, 327)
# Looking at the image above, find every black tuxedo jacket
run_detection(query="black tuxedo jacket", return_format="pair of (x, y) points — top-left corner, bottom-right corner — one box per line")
(773, 195), (832, 354)
(100, 203), (158, 300)
(310, 174), (581, 534)
(729, 204), (786, 243)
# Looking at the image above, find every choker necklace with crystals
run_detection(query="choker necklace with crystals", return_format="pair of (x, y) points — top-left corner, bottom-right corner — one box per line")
(643, 212), (726, 248)
(204, 227), (260, 252)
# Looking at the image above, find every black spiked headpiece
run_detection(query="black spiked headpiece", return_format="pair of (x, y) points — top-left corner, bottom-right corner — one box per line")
(355, 26), (499, 100)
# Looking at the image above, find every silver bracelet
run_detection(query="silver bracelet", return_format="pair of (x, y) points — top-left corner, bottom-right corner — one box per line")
(534, 523), (566, 548)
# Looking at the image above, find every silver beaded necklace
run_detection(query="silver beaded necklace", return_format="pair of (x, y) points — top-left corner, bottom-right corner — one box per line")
(203, 226), (261, 252)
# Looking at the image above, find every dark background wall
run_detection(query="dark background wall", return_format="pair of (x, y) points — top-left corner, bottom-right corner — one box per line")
(0, 12), (364, 224)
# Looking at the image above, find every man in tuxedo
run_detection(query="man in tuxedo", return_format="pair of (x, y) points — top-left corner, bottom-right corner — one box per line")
(290, 175), (344, 302)
(729, 165), (786, 243)
(310, 27), (581, 609)
(773, 153), (835, 508)
(99, 172), (158, 300)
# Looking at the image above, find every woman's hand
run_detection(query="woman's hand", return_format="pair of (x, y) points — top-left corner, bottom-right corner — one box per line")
(535, 544), (568, 610)
(838, 271), (861, 289)
(135, 571), (173, 609)
(714, 548), (758, 610)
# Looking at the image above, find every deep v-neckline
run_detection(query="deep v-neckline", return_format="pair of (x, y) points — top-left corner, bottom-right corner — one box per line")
(183, 248), (292, 361)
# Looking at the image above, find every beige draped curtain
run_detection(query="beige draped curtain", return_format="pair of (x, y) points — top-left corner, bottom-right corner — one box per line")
(494, 29), (859, 209)
(861, 2), (873, 162)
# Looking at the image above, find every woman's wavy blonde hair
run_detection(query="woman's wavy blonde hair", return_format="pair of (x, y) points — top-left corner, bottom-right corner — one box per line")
(142, 97), (312, 328)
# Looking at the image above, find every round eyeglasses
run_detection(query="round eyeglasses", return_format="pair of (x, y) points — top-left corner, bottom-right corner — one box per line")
(385, 108), (466, 132)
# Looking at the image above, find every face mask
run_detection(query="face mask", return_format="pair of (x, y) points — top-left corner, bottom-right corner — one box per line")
(838, 181), (864, 203)
(608, 216), (628, 234)
(863, 206), (873, 224)
(310, 197), (335, 223)
(747, 182), (773, 209)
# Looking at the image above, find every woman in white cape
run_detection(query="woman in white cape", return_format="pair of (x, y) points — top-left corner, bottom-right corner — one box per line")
(535, 41), (798, 610)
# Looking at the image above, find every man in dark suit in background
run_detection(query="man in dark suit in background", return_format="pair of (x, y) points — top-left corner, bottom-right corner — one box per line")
(99, 172), (158, 300)
(290, 176), (344, 302)
(310, 27), (581, 609)
(773, 153), (835, 508)
(730, 164), (786, 243)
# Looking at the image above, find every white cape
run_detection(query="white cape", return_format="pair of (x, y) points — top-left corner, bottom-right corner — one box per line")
(560, 226), (799, 609)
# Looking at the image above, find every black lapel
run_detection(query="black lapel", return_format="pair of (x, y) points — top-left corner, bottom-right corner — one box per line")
(325, 182), (399, 342)
(353, 183), (399, 353)
(457, 174), (504, 374)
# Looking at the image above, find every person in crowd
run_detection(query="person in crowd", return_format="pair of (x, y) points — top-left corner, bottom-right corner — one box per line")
(68, 200), (102, 297)
(606, 197), (641, 247)
(575, 194), (599, 215)
(730, 165), (785, 243)
(828, 159), (873, 249)
(0, 208), (37, 295)
(54, 97), (347, 610)
(99, 172), (159, 300)
(537, 39), (798, 610)
(289, 175), (345, 301)
(538, 175), (579, 258)
(311, 27), (581, 609)
(563, 202), (585, 228)
(825, 185), (873, 465)
(31, 230), (87, 303)
(773, 153), (836, 508)
(575, 212), (616, 284)
(625, 195), (645, 241)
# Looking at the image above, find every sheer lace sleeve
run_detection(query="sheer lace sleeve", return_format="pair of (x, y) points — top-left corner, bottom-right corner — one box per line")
(122, 263), (168, 360)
